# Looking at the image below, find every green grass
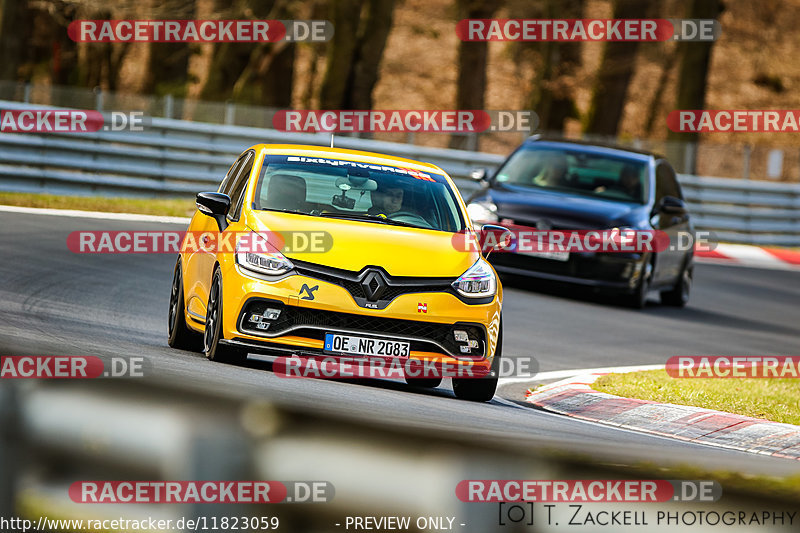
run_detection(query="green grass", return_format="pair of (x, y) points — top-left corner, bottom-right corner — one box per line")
(622, 462), (800, 503)
(594, 369), (800, 425)
(0, 191), (195, 217)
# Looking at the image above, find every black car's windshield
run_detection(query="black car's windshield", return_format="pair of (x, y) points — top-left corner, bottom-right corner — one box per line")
(495, 147), (649, 204)
(253, 155), (464, 232)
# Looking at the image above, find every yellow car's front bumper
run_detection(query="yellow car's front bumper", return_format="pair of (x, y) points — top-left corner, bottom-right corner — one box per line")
(217, 260), (502, 373)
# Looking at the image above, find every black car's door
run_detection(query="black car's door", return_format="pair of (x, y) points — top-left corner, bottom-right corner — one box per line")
(651, 160), (690, 285)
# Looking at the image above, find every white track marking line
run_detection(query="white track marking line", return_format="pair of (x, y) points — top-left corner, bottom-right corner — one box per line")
(694, 257), (799, 271)
(0, 204), (191, 224)
(499, 364), (664, 386)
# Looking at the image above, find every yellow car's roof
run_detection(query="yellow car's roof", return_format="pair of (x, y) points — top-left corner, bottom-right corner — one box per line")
(249, 144), (448, 175)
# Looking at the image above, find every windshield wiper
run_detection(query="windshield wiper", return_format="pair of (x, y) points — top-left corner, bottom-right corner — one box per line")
(317, 211), (421, 228)
(261, 208), (318, 216)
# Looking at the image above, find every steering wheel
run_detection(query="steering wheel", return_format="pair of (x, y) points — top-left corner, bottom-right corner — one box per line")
(388, 211), (433, 228)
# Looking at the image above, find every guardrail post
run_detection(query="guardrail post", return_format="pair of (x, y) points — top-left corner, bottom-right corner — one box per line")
(172, 425), (252, 532)
(467, 132), (478, 151)
(742, 144), (751, 179)
(164, 94), (174, 119)
(683, 142), (697, 175)
(23, 83), (31, 104)
(94, 87), (104, 112)
(0, 382), (21, 516)
(225, 102), (235, 125)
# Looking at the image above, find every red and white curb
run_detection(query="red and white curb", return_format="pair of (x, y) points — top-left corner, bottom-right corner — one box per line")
(695, 243), (800, 271)
(526, 368), (800, 460)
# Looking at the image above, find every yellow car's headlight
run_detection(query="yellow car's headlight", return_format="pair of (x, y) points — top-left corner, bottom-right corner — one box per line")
(452, 257), (497, 298)
(235, 233), (294, 276)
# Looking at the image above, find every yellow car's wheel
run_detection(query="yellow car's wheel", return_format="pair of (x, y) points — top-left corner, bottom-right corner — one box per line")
(167, 259), (201, 351)
(203, 267), (245, 364)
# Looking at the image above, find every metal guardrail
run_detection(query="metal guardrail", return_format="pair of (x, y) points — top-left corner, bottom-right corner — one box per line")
(0, 379), (534, 532)
(1, 100), (799, 245)
(1, 378), (791, 533)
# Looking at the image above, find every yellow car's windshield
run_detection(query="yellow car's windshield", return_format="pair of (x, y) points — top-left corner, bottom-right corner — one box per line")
(253, 155), (465, 232)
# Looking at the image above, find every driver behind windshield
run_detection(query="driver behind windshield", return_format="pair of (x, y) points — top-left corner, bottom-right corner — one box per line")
(532, 152), (569, 187)
(368, 183), (405, 215)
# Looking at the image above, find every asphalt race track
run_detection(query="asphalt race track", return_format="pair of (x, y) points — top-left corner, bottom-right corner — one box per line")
(2, 211), (799, 477)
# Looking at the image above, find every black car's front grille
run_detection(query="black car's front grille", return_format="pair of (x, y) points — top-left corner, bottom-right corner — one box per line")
(238, 298), (486, 358)
(490, 251), (633, 280)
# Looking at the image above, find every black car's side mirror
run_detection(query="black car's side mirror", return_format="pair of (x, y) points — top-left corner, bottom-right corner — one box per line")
(470, 168), (491, 187)
(656, 195), (688, 216)
(196, 192), (231, 231)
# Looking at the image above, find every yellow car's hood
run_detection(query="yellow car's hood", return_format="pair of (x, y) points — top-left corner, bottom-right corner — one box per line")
(246, 211), (478, 277)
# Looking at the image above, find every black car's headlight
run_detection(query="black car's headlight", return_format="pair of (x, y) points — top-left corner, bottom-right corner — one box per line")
(611, 226), (637, 248)
(467, 201), (498, 224)
(452, 258), (497, 298)
(235, 233), (294, 276)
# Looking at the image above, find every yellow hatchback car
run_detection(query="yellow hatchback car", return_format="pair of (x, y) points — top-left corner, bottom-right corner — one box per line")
(168, 144), (504, 401)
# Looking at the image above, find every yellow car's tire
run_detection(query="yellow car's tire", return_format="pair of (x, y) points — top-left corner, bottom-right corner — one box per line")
(167, 259), (201, 351)
(203, 267), (245, 364)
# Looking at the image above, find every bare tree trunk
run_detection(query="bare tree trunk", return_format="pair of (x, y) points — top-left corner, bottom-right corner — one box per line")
(584, 0), (653, 137)
(0, 0), (34, 80)
(144, 0), (196, 95)
(666, 0), (722, 173)
(200, 0), (276, 102)
(644, 43), (679, 135)
(260, 42), (295, 107)
(449, 0), (499, 150)
(345, 0), (396, 110)
(529, 0), (583, 135)
(319, 0), (363, 109)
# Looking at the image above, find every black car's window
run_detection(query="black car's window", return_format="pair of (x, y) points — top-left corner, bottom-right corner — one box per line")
(252, 155), (464, 232)
(495, 147), (648, 204)
(655, 160), (682, 201)
(227, 151), (254, 221)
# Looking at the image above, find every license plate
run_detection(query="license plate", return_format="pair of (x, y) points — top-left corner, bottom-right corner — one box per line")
(520, 251), (569, 261)
(324, 333), (410, 357)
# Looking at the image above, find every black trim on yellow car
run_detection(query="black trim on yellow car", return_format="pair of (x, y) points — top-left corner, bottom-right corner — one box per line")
(236, 297), (487, 359)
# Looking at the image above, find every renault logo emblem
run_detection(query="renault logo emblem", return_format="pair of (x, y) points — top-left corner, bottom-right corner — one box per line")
(361, 270), (387, 301)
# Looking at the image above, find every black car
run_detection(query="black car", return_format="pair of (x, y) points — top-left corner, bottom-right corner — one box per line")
(466, 137), (694, 308)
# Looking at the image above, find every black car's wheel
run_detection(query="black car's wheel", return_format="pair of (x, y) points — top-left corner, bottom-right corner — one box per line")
(405, 377), (442, 389)
(452, 324), (502, 402)
(624, 258), (652, 309)
(168, 259), (201, 350)
(661, 263), (693, 307)
(204, 267), (245, 363)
